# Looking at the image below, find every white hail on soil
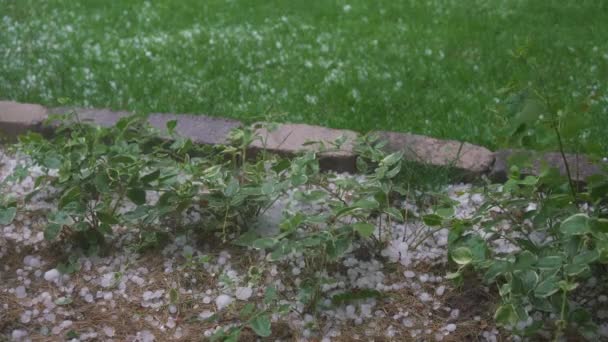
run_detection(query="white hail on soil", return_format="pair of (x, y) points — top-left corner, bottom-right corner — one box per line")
(2, 147), (607, 341)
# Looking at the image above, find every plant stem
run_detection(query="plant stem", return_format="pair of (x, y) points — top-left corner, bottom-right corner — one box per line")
(554, 126), (577, 201)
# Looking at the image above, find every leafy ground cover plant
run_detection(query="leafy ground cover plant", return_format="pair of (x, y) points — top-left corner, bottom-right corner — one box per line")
(446, 88), (608, 340)
(8, 104), (608, 340)
(16, 113), (288, 255)
(16, 111), (459, 339)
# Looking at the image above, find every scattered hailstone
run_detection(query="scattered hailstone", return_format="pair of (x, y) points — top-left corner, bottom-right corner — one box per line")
(23, 255), (41, 268)
(15, 285), (27, 299)
(136, 330), (155, 342)
(435, 285), (446, 296)
(445, 323), (457, 332)
(235, 287), (253, 301)
(44, 269), (60, 282)
(418, 292), (432, 302)
(103, 326), (115, 337)
(11, 329), (28, 340)
(199, 310), (214, 320)
(215, 294), (233, 310)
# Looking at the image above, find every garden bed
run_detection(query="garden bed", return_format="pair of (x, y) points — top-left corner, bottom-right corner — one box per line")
(1, 113), (608, 342)
(0, 145), (503, 341)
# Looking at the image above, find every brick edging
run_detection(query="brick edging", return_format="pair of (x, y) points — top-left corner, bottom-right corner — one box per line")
(1, 101), (605, 182)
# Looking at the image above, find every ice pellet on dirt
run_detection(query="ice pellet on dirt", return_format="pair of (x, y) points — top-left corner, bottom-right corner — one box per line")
(235, 287), (253, 300)
(23, 255), (41, 268)
(11, 329), (28, 341)
(136, 330), (155, 342)
(419, 292), (432, 302)
(435, 285), (446, 296)
(44, 268), (60, 282)
(445, 323), (457, 332)
(404, 270), (416, 278)
(200, 310), (214, 319)
(450, 308), (460, 319)
(215, 294), (233, 310)
(14, 285), (27, 299)
(166, 317), (176, 329)
(402, 318), (415, 328)
(100, 272), (115, 288)
(131, 275), (145, 286)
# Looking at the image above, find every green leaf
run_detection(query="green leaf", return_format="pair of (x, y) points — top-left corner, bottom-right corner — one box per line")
(326, 237), (351, 260)
(537, 255), (563, 270)
(127, 188), (147, 205)
(141, 170), (160, 184)
(169, 288), (179, 304)
(353, 222), (375, 238)
(269, 242), (292, 261)
(240, 303), (255, 319)
(123, 206), (149, 221)
(591, 218), (608, 233)
(49, 211), (71, 225)
(252, 238), (277, 250)
(558, 280), (578, 292)
(97, 211), (119, 225)
(94, 173), (111, 193)
(290, 173), (308, 186)
(233, 231), (260, 247)
(560, 213), (591, 236)
(516, 270), (539, 293)
(44, 223), (62, 240)
(573, 249), (600, 265)
(261, 182), (275, 195)
(384, 207), (404, 222)
(381, 152), (402, 167)
(58, 186), (81, 209)
(483, 260), (510, 283)
(356, 157), (368, 173)
(166, 120), (178, 133)
(436, 207), (455, 218)
(224, 178), (240, 197)
(264, 286), (277, 304)
(352, 198), (379, 210)
(331, 289), (382, 305)
(249, 314), (271, 337)
(422, 214), (443, 227)
(534, 276), (560, 298)
(451, 247), (473, 265)
(0, 207), (16, 225)
(494, 304), (518, 326)
(43, 155), (62, 169)
(513, 250), (537, 270)
(564, 263), (589, 277)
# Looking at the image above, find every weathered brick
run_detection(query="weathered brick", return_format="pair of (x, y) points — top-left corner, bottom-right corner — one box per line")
(148, 113), (241, 145)
(0, 101), (48, 139)
(48, 107), (131, 127)
(250, 123), (359, 173)
(375, 131), (495, 176)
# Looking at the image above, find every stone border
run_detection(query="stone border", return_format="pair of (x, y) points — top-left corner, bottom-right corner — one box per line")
(1, 101), (605, 182)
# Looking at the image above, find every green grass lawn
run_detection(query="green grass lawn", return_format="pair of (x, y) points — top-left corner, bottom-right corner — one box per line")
(1, 0), (607, 150)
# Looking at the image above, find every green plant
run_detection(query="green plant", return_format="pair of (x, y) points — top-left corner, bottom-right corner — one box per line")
(447, 89), (608, 340)
(211, 285), (289, 341)
(234, 134), (434, 314)
(17, 113), (287, 254)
